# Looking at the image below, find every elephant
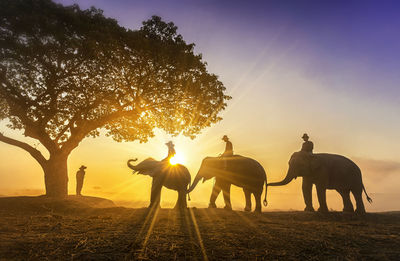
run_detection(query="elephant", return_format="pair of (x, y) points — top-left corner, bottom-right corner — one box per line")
(127, 158), (191, 209)
(187, 155), (268, 213)
(267, 151), (372, 213)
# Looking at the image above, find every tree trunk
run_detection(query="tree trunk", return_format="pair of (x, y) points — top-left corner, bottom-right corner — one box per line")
(44, 154), (69, 198)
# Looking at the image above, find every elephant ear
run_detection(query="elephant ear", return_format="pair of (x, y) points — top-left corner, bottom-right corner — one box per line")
(137, 161), (163, 177)
(310, 155), (322, 172)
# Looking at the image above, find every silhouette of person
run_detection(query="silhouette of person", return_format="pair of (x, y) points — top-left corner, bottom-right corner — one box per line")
(76, 165), (87, 196)
(301, 133), (314, 153)
(221, 135), (233, 156)
(221, 135), (233, 169)
(162, 141), (176, 162)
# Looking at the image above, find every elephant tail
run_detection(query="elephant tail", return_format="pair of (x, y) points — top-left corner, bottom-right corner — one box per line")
(363, 184), (373, 203)
(263, 170), (268, 207)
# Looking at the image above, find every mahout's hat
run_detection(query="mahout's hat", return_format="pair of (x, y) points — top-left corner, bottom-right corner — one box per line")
(165, 141), (174, 146)
(302, 133), (309, 139)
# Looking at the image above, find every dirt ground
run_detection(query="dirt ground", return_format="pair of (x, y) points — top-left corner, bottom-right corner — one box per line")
(0, 197), (399, 260)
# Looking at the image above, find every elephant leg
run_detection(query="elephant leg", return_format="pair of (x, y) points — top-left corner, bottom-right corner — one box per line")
(316, 185), (328, 212)
(352, 188), (366, 214)
(302, 178), (314, 212)
(181, 189), (188, 208)
(221, 183), (232, 210)
(150, 178), (162, 208)
(254, 191), (262, 213)
(243, 189), (252, 212)
(209, 180), (222, 208)
(174, 190), (186, 209)
(337, 189), (354, 212)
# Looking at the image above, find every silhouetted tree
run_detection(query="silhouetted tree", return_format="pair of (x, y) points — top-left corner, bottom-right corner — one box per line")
(0, 0), (230, 197)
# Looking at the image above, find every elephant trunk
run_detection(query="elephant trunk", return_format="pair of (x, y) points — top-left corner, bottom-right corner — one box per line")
(127, 158), (138, 171)
(267, 169), (295, 187)
(187, 173), (203, 193)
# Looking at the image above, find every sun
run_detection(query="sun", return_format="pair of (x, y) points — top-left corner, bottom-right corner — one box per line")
(169, 153), (185, 165)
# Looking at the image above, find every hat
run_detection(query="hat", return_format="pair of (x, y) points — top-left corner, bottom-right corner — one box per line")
(302, 133), (309, 139)
(165, 141), (174, 146)
(222, 135), (229, 140)
(79, 165), (87, 170)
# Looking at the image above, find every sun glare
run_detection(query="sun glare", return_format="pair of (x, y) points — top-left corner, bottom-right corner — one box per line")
(169, 153), (185, 165)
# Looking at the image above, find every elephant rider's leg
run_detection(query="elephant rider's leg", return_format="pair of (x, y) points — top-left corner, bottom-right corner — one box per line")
(352, 188), (366, 214)
(220, 155), (227, 170)
(243, 189), (252, 212)
(209, 180), (222, 208)
(316, 185), (328, 212)
(221, 183), (232, 210)
(302, 178), (314, 211)
(337, 189), (354, 212)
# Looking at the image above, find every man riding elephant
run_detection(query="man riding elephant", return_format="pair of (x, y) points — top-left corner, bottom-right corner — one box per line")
(221, 135), (233, 156)
(301, 133), (314, 153)
(221, 135), (233, 169)
(162, 141), (176, 163)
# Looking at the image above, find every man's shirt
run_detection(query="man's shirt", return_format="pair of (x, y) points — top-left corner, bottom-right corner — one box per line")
(301, 141), (314, 153)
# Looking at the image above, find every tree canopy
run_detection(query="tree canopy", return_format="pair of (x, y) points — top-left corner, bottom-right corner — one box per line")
(0, 0), (230, 197)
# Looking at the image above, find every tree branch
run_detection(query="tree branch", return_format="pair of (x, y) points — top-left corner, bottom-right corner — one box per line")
(0, 133), (47, 167)
(61, 110), (138, 154)
(0, 77), (58, 153)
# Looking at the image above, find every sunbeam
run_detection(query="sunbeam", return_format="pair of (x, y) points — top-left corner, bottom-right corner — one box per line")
(189, 209), (209, 261)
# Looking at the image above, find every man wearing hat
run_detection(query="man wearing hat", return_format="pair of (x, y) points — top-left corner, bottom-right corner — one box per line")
(76, 165), (87, 196)
(301, 133), (314, 153)
(162, 141), (176, 162)
(221, 135), (234, 170)
(221, 135), (233, 157)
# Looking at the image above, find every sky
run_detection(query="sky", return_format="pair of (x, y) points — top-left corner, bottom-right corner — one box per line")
(1, 0), (400, 211)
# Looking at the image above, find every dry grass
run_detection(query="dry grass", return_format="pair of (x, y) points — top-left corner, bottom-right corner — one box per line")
(0, 197), (399, 260)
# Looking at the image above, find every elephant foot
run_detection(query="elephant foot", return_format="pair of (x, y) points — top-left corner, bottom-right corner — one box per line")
(224, 205), (232, 211)
(317, 207), (329, 213)
(174, 206), (187, 210)
(244, 206), (251, 212)
(343, 207), (354, 213)
(148, 203), (161, 209)
(355, 208), (366, 215)
(208, 202), (217, 208)
(254, 208), (261, 213)
(304, 206), (315, 212)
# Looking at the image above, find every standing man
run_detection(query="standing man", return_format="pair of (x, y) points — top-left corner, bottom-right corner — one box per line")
(301, 133), (314, 153)
(76, 165), (87, 196)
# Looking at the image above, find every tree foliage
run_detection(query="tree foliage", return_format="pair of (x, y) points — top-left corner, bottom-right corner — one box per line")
(0, 0), (230, 159)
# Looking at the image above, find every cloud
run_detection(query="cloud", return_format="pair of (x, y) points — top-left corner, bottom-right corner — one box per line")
(353, 157), (400, 194)
(354, 158), (400, 178)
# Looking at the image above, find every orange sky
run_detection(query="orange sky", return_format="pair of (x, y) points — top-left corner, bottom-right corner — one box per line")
(1, 0), (400, 212)
(1, 58), (399, 211)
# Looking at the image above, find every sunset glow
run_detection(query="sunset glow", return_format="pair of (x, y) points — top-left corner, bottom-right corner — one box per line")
(169, 153), (185, 165)
(1, 1), (400, 259)
(0, 0), (399, 213)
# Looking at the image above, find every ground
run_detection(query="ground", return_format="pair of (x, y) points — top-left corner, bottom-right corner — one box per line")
(0, 197), (399, 260)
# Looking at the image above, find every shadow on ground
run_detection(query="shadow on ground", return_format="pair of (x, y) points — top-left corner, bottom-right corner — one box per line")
(0, 196), (399, 260)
